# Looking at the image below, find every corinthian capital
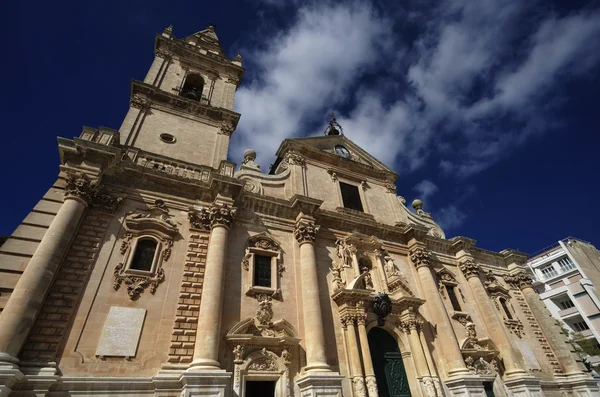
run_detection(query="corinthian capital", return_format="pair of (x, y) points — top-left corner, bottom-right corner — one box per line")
(503, 271), (533, 290)
(409, 247), (431, 269)
(190, 203), (236, 230)
(294, 219), (319, 244)
(64, 172), (98, 205)
(285, 151), (305, 166)
(459, 258), (480, 279)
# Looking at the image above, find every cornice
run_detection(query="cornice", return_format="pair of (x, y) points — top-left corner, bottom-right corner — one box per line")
(276, 139), (397, 182)
(155, 35), (244, 83)
(130, 80), (240, 130)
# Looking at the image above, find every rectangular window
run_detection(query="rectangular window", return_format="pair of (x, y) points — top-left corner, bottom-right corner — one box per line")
(540, 265), (558, 279)
(558, 257), (576, 272)
(339, 182), (364, 212)
(446, 286), (462, 312)
(253, 255), (272, 288)
(558, 299), (575, 310)
(572, 321), (590, 332)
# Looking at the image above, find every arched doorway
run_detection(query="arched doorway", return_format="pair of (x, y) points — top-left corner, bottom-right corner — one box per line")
(368, 327), (411, 397)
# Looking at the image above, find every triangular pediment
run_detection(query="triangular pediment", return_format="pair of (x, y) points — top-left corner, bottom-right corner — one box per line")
(184, 26), (224, 55)
(275, 135), (397, 180)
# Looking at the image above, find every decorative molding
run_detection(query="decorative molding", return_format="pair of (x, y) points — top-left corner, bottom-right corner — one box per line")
(384, 182), (397, 194)
(504, 319), (525, 338)
(130, 93), (151, 109)
(459, 258), (480, 279)
(255, 293), (274, 326)
(189, 203), (236, 230)
(503, 271), (533, 290)
(372, 293), (392, 326)
(90, 188), (123, 214)
(294, 219), (318, 244)
(64, 172), (98, 204)
(113, 262), (165, 300)
(284, 151), (305, 166)
(409, 247), (431, 269)
(218, 120), (235, 136)
(352, 376), (367, 397)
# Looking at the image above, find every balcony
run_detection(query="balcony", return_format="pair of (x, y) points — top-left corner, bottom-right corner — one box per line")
(557, 306), (579, 318)
(179, 87), (210, 106)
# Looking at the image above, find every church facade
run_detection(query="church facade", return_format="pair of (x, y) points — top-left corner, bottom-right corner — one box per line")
(0, 26), (597, 397)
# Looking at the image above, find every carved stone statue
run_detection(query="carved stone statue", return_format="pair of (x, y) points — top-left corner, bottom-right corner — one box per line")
(384, 253), (398, 277)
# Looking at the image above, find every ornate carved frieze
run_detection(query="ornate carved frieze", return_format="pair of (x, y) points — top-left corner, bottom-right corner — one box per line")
(189, 203), (236, 230)
(294, 220), (318, 244)
(284, 151), (305, 166)
(256, 293), (274, 326)
(409, 247), (431, 269)
(504, 319), (525, 338)
(130, 93), (151, 109)
(113, 262), (165, 300)
(384, 182), (397, 194)
(459, 258), (480, 279)
(465, 356), (499, 377)
(64, 172), (98, 204)
(248, 356), (278, 371)
(218, 121), (235, 136)
(503, 271), (533, 290)
(90, 188), (123, 214)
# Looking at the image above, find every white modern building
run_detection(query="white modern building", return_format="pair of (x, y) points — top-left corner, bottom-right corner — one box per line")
(527, 237), (600, 369)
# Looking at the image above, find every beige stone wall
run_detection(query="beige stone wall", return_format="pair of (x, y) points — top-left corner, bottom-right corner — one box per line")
(0, 180), (65, 311)
(567, 240), (600, 295)
(120, 107), (226, 169)
(45, 197), (190, 377)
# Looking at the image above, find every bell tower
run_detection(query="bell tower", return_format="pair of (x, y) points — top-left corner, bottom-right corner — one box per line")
(119, 25), (244, 169)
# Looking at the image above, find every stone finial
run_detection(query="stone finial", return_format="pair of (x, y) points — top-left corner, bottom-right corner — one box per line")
(241, 149), (261, 171)
(162, 25), (173, 38)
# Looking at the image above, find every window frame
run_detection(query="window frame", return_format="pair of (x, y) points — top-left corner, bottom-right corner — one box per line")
(333, 174), (370, 213)
(540, 265), (558, 279)
(128, 237), (160, 273)
(243, 234), (283, 299)
(557, 257), (576, 272)
(572, 320), (590, 332)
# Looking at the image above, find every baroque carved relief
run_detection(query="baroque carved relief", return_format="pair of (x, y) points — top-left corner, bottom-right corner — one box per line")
(113, 199), (178, 300)
(294, 220), (318, 244)
(64, 172), (98, 204)
(188, 203), (236, 230)
(409, 247), (431, 269)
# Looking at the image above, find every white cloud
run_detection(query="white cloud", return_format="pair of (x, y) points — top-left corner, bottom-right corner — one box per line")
(435, 205), (467, 231)
(232, 0), (600, 183)
(413, 180), (439, 204)
(232, 1), (392, 169)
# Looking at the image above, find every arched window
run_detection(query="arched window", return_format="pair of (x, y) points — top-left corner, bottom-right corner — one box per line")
(130, 239), (157, 271)
(499, 298), (513, 320)
(180, 74), (205, 102)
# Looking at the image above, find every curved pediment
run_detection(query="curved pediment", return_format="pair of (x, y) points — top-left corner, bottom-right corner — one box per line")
(246, 232), (282, 253)
(226, 317), (300, 348)
(124, 199), (178, 238)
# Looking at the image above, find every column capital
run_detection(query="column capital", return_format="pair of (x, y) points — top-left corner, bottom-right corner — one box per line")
(409, 247), (431, 269)
(294, 219), (319, 244)
(399, 318), (423, 334)
(503, 271), (533, 290)
(458, 258), (480, 279)
(189, 203), (236, 230)
(64, 172), (98, 205)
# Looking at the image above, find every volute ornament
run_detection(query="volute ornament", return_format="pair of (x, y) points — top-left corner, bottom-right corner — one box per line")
(409, 247), (431, 269)
(503, 271), (533, 289)
(284, 151), (305, 166)
(459, 258), (480, 279)
(64, 172), (98, 204)
(294, 220), (318, 244)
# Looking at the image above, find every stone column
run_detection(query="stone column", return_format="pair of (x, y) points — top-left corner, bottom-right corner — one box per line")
(409, 246), (470, 377)
(190, 203), (235, 370)
(458, 258), (527, 378)
(356, 314), (378, 397)
(0, 172), (94, 363)
(505, 271), (583, 376)
(343, 315), (366, 397)
(294, 216), (330, 372)
(401, 318), (430, 378)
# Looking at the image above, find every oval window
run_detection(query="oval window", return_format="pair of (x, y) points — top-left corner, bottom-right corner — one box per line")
(160, 133), (176, 144)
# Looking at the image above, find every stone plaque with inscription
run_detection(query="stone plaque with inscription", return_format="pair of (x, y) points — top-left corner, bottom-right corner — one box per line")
(95, 306), (146, 357)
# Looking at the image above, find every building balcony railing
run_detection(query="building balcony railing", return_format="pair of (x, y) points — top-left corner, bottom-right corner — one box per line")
(558, 306), (579, 318)
(178, 87), (210, 105)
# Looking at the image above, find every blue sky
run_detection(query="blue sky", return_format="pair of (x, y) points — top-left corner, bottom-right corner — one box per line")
(2, 0), (599, 255)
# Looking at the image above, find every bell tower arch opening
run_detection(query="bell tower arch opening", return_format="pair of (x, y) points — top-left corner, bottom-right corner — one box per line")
(368, 327), (411, 397)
